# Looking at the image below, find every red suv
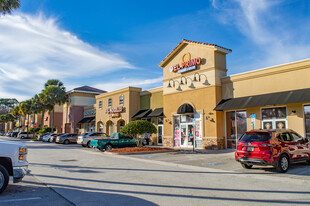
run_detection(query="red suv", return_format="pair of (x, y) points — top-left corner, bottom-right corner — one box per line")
(235, 129), (310, 173)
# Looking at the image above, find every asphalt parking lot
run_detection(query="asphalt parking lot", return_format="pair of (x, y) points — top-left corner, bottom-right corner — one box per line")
(1, 136), (310, 205)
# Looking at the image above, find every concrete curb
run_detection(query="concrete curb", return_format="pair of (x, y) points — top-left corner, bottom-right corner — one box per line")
(103, 149), (177, 155)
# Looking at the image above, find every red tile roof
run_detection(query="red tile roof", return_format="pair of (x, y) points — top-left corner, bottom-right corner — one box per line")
(158, 39), (232, 67)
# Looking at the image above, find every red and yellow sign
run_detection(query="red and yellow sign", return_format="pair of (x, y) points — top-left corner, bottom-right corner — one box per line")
(170, 54), (201, 74)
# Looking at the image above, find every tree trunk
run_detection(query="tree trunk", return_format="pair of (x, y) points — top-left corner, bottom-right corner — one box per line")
(18, 116), (20, 132)
(26, 114), (29, 138)
(51, 106), (55, 133)
(41, 111), (44, 129)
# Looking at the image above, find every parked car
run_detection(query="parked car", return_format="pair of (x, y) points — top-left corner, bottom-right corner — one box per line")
(37, 133), (50, 141)
(42, 133), (60, 142)
(92, 133), (146, 151)
(17, 132), (34, 139)
(0, 132), (5, 136)
(77, 132), (109, 147)
(11, 132), (19, 137)
(6, 132), (12, 137)
(235, 129), (310, 173)
(55, 133), (78, 144)
(0, 139), (28, 193)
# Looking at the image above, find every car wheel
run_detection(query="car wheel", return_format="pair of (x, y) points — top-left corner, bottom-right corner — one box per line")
(276, 154), (289, 173)
(87, 141), (91, 148)
(104, 144), (113, 151)
(64, 140), (70, 144)
(0, 165), (9, 194)
(241, 163), (253, 169)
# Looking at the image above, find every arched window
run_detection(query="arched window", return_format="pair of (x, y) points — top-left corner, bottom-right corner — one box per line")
(119, 95), (124, 105)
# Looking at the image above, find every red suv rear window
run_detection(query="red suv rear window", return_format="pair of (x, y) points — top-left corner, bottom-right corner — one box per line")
(239, 132), (271, 142)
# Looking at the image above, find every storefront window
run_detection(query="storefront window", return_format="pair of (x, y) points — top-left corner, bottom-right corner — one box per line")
(99, 122), (103, 132)
(261, 107), (287, 129)
(262, 107), (286, 119)
(173, 113), (202, 148)
(304, 105), (310, 139)
(226, 110), (247, 149)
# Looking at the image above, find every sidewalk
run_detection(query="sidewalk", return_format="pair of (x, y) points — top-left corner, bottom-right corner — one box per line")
(128, 146), (310, 180)
(133, 146), (238, 171)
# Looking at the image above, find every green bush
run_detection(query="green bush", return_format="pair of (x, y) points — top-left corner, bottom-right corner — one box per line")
(120, 120), (157, 146)
(29, 127), (40, 133)
(38, 127), (53, 135)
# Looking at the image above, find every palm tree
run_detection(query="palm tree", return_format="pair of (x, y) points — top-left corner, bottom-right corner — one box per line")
(11, 105), (20, 131)
(43, 80), (66, 132)
(19, 100), (32, 138)
(0, 0), (20, 15)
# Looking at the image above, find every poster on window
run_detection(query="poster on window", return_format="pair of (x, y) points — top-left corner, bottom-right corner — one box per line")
(276, 121), (286, 129)
(263, 121), (273, 130)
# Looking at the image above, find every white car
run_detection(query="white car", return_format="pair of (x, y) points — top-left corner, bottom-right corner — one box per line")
(0, 140), (28, 193)
(77, 132), (109, 147)
(42, 133), (59, 142)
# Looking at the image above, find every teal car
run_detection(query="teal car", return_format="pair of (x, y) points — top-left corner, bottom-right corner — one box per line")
(91, 133), (145, 151)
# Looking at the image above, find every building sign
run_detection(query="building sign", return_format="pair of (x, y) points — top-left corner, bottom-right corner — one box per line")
(84, 110), (96, 117)
(106, 106), (125, 118)
(250, 114), (255, 129)
(169, 55), (201, 74)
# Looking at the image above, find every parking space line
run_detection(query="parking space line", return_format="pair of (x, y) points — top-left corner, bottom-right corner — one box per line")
(0, 197), (42, 203)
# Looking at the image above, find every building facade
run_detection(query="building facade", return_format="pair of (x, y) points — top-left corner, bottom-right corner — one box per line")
(63, 86), (106, 134)
(95, 87), (141, 135)
(136, 87), (164, 145)
(159, 40), (230, 149)
(215, 59), (310, 149)
(79, 105), (96, 134)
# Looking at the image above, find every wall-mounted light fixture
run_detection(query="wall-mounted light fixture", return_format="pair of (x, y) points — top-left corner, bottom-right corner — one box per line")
(193, 72), (210, 85)
(180, 76), (195, 89)
(167, 79), (182, 91)
(290, 110), (297, 115)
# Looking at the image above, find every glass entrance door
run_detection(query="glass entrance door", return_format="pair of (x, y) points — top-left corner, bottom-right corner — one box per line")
(180, 123), (194, 147)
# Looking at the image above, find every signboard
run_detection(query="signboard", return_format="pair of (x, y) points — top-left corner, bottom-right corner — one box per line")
(106, 106), (124, 114)
(250, 114), (255, 129)
(106, 106), (125, 118)
(33, 123), (38, 128)
(169, 53), (202, 74)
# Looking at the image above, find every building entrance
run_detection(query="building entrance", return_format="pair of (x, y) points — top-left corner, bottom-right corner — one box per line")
(180, 123), (194, 147)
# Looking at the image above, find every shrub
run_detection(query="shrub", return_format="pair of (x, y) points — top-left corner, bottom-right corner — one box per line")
(38, 127), (54, 135)
(120, 120), (157, 146)
(29, 127), (40, 133)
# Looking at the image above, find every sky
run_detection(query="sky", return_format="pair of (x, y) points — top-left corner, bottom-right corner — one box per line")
(1, 0), (310, 101)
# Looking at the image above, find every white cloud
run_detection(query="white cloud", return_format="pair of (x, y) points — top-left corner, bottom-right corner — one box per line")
(212, 0), (310, 70)
(93, 77), (163, 92)
(0, 13), (134, 101)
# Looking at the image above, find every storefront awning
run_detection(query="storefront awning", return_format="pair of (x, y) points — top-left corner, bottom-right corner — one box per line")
(78, 117), (95, 124)
(148, 108), (163, 117)
(177, 104), (194, 114)
(132, 109), (152, 118)
(214, 88), (310, 111)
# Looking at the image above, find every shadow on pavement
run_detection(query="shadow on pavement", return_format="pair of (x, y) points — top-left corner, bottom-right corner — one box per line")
(24, 178), (310, 205)
(30, 162), (310, 176)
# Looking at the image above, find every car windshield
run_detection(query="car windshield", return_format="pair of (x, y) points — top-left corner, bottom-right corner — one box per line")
(239, 132), (271, 142)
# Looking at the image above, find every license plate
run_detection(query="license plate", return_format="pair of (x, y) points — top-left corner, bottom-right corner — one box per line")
(247, 147), (254, 151)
